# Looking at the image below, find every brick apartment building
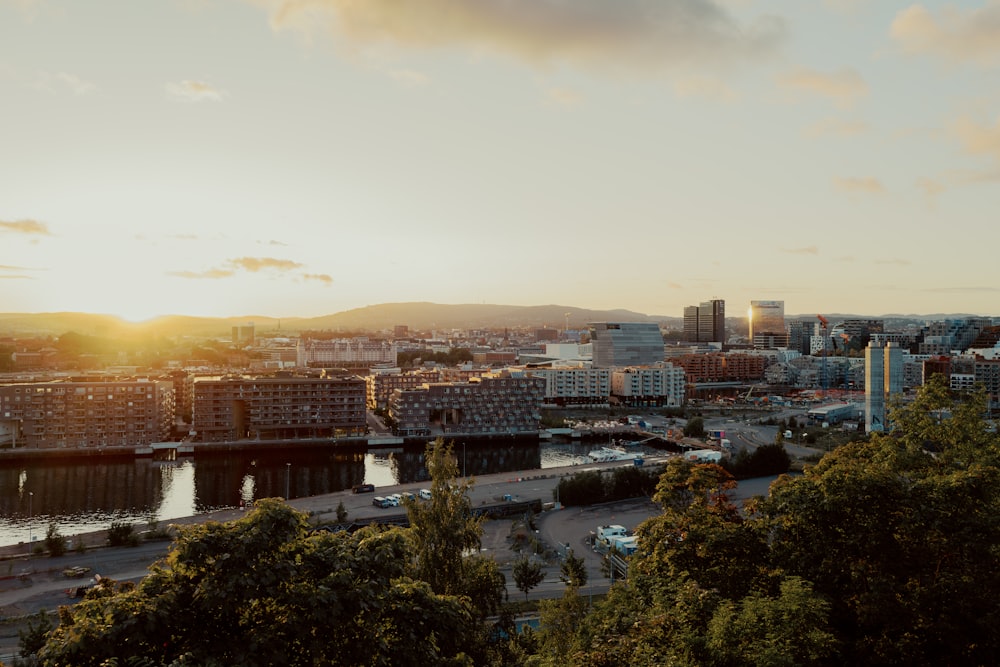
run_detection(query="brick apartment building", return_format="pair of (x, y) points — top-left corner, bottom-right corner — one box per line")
(192, 374), (366, 443)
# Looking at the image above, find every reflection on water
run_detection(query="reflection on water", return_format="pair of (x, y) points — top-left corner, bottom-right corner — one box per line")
(0, 437), (657, 547)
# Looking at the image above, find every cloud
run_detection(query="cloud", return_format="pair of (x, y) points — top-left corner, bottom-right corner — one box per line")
(779, 67), (868, 107)
(925, 286), (1000, 293)
(168, 269), (237, 279)
(544, 87), (582, 107)
(0, 219), (52, 235)
(672, 75), (738, 102)
(56, 72), (96, 95)
(667, 282), (683, 289)
(804, 117), (868, 138)
(302, 273), (334, 285)
(165, 80), (227, 102)
(259, 0), (786, 72)
(227, 257), (303, 272)
(781, 246), (819, 255)
(168, 234), (200, 240)
(874, 258), (911, 266)
(890, 2), (1000, 66)
(834, 176), (885, 194)
(951, 115), (1000, 161)
(388, 68), (430, 87)
(258, 239), (288, 246)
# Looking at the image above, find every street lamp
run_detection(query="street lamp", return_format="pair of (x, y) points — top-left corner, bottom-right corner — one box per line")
(27, 491), (33, 553)
(285, 463), (291, 500)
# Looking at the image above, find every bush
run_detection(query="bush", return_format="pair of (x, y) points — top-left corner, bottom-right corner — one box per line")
(107, 521), (139, 547)
(724, 443), (791, 479)
(555, 466), (660, 507)
(44, 523), (67, 557)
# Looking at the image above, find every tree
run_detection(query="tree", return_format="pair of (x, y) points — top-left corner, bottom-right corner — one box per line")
(405, 438), (506, 619)
(683, 416), (705, 438)
(335, 500), (348, 523)
(38, 499), (477, 667)
(559, 550), (587, 588)
(44, 522), (66, 557)
(18, 610), (53, 660)
(513, 556), (545, 601)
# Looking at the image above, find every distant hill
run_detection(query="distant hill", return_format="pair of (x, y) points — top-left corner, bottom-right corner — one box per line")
(0, 304), (674, 338)
(0, 306), (989, 339)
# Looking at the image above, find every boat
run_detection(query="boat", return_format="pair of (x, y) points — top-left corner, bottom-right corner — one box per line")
(587, 447), (634, 462)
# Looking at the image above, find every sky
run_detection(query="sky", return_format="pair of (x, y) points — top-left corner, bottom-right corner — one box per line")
(1, 0), (999, 322)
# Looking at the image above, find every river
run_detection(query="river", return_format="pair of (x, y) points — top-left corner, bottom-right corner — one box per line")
(0, 437), (662, 547)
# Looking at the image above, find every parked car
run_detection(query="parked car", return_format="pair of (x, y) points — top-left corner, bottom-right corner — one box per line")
(386, 493), (402, 506)
(372, 496), (390, 508)
(418, 489), (432, 500)
(353, 483), (375, 494)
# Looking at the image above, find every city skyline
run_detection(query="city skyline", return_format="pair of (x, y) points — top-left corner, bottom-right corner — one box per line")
(2, 1), (999, 322)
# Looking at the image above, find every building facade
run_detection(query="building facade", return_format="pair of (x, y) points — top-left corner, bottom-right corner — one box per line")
(387, 371), (545, 437)
(748, 300), (788, 349)
(865, 342), (903, 433)
(0, 379), (175, 449)
(365, 368), (441, 410)
(192, 374), (366, 443)
(610, 365), (686, 407)
(588, 322), (665, 368)
(683, 300), (725, 343)
(525, 367), (611, 406)
(296, 338), (397, 367)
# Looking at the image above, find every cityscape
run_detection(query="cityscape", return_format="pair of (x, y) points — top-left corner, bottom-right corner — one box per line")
(1, 298), (997, 453)
(4, 0), (1000, 663)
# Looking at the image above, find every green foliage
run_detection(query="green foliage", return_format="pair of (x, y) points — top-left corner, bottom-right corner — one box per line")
(335, 500), (348, 523)
(723, 443), (791, 479)
(513, 557), (545, 601)
(559, 550), (587, 588)
(19, 610), (53, 658)
(106, 521), (138, 547)
(406, 438), (505, 620)
(555, 466), (659, 506)
(556, 376), (1000, 666)
(38, 499), (477, 667)
(683, 416), (706, 438)
(44, 523), (66, 557)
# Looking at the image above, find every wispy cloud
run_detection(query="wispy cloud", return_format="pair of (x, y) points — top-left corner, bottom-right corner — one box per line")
(261, 0), (786, 72)
(544, 87), (582, 107)
(169, 256), (330, 284)
(951, 115), (1000, 161)
(165, 80), (227, 102)
(259, 239), (288, 246)
(891, 3), (1000, 66)
(804, 117), (868, 138)
(388, 69), (429, 87)
(779, 67), (868, 107)
(925, 286), (1000, 293)
(56, 72), (96, 95)
(667, 282), (683, 289)
(874, 258), (911, 266)
(672, 75), (738, 102)
(168, 234), (200, 241)
(168, 268), (237, 280)
(0, 263), (38, 280)
(834, 176), (885, 194)
(781, 246), (819, 255)
(0, 219), (52, 235)
(227, 257), (303, 272)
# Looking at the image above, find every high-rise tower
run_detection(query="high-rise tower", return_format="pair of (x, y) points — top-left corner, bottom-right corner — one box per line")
(865, 341), (903, 433)
(748, 300), (788, 349)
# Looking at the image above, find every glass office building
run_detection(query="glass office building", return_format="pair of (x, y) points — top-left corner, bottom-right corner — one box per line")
(588, 322), (665, 368)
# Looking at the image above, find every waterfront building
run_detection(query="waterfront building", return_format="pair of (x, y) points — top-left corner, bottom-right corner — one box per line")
(865, 342), (903, 433)
(0, 378), (175, 449)
(610, 365), (686, 407)
(365, 368), (441, 410)
(192, 374), (366, 443)
(748, 300), (788, 349)
(525, 366), (611, 406)
(588, 322), (665, 368)
(387, 370), (545, 437)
